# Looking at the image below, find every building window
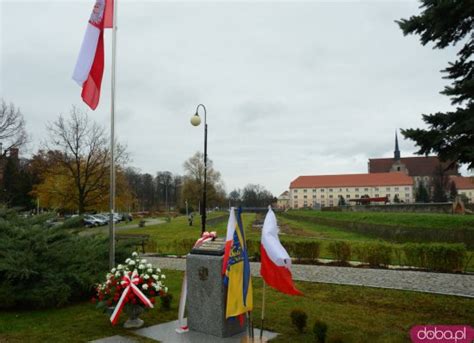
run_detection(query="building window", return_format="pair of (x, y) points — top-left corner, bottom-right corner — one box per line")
(339, 188), (343, 192)
(304, 189), (307, 193)
(329, 201), (334, 206)
(364, 188), (368, 191)
(321, 195), (325, 198)
(313, 189), (316, 192)
(329, 195), (333, 199)
(404, 187), (409, 191)
(304, 195), (307, 199)
(386, 187), (391, 191)
(294, 196), (297, 199)
(386, 194), (391, 198)
(395, 187), (399, 191)
(375, 187), (379, 191)
(294, 189), (298, 193)
(346, 194), (350, 198)
(313, 195), (316, 198)
(405, 194), (410, 198)
(321, 189), (325, 192)
(355, 194), (359, 198)
(329, 189), (333, 192)
(355, 188), (359, 191)
(375, 194), (379, 197)
(346, 188), (350, 192)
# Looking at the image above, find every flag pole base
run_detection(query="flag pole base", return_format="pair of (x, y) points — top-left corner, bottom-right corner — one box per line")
(175, 326), (189, 334)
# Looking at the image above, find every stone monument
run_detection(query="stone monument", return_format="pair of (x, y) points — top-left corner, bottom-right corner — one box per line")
(186, 238), (247, 338)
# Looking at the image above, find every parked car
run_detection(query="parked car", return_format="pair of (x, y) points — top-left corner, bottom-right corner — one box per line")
(84, 215), (102, 227)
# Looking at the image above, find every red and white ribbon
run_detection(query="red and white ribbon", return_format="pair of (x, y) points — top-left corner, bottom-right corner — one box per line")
(110, 270), (154, 325)
(176, 231), (217, 333)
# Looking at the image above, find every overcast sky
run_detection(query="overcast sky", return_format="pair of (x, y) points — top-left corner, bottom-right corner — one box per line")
(0, 0), (467, 195)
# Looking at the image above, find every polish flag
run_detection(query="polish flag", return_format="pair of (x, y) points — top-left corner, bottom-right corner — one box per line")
(72, 0), (114, 110)
(260, 207), (302, 295)
(222, 207), (237, 275)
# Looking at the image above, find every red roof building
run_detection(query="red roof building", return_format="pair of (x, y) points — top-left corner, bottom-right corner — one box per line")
(289, 172), (414, 208)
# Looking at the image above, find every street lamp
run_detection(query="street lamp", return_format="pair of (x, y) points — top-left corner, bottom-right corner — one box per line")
(190, 103), (207, 235)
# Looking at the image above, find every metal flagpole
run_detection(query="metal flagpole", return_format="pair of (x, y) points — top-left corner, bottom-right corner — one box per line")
(108, 0), (118, 269)
(260, 282), (266, 339)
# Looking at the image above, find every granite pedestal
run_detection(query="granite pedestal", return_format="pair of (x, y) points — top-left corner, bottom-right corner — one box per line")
(186, 253), (247, 338)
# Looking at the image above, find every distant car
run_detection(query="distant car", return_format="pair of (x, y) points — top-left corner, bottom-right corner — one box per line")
(84, 215), (102, 227)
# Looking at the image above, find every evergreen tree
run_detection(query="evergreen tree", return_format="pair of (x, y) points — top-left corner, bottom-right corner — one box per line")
(449, 180), (458, 201)
(338, 195), (346, 206)
(397, 1), (474, 168)
(393, 194), (401, 203)
(415, 182), (430, 203)
(432, 166), (449, 202)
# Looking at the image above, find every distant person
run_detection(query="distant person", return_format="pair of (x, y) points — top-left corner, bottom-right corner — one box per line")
(188, 212), (194, 227)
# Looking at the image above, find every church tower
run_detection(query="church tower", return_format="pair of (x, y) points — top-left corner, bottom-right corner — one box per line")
(394, 130), (401, 160)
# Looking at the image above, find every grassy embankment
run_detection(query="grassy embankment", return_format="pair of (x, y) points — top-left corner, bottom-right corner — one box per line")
(1, 269), (473, 343)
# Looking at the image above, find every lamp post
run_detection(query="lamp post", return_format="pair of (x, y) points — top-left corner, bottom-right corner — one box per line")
(190, 103), (207, 235)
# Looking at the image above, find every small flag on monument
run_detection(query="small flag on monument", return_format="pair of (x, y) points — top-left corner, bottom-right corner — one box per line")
(222, 207), (253, 319)
(260, 206), (302, 295)
(72, 0), (114, 110)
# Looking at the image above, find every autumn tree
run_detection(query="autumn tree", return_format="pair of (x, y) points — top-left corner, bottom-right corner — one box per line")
(35, 107), (131, 213)
(241, 184), (275, 207)
(397, 1), (474, 168)
(182, 152), (226, 211)
(0, 100), (28, 154)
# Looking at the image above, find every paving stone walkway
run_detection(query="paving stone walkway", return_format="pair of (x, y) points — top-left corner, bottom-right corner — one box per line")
(145, 256), (474, 298)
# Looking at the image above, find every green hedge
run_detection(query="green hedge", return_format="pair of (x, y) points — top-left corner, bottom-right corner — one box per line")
(328, 241), (351, 263)
(353, 242), (392, 267)
(402, 243), (466, 272)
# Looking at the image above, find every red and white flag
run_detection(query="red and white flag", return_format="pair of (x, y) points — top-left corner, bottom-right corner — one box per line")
(221, 207), (237, 275)
(260, 207), (302, 295)
(72, 0), (114, 110)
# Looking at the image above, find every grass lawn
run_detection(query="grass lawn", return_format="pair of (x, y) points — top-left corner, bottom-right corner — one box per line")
(1, 269), (472, 343)
(288, 210), (474, 230)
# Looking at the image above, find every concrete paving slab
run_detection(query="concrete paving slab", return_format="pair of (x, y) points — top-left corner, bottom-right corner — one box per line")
(134, 319), (278, 342)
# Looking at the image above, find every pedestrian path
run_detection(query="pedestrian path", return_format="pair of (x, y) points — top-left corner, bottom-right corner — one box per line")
(145, 256), (474, 298)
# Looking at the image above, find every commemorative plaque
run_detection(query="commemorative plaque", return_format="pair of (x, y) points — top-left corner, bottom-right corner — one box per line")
(190, 237), (225, 256)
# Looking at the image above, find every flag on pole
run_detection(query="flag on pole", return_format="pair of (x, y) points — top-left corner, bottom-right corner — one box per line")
(260, 207), (302, 295)
(222, 207), (237, 276)
(223, 207), (253, 319)
(72, 0), (114, 110)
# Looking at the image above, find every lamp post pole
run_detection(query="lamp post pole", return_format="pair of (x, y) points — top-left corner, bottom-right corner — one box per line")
(191, 104), (207, 235)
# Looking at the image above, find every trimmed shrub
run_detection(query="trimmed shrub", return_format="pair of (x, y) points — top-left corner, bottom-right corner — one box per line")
(354, 242), (392, 267)
(403, 243), (466, 272)
(313, 319), (328, 343)
(0, 211), (134, 309)
(284, 241), (321, 262)
(328, 241), (351, 262)
(290, 308), (308, 333)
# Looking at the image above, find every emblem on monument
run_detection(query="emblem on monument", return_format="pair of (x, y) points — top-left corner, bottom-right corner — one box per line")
(89, 0), (105, 28)
(198, 267), (208, 281)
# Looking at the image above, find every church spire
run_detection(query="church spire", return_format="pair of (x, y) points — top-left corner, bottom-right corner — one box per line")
(394, 130), (400, 160)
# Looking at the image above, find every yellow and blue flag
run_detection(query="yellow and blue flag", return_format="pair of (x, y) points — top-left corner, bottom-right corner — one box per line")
(223, 207), (253, 319)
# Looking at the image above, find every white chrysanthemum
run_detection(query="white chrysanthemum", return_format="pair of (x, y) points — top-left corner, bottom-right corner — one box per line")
(156, 268), (161, 273)
(152, 274), (158, 280)
(132, 252), (138, 257)
(106, 280), (111, 284)
(154, 284), (161, 291)
(117, 264), (123, 270)
(129, 260), (136, 265)
(164, 287), (168, 293)
(115, 271), (121, 277)
(147, 268), (153, 273)
(144, 274), (150, 280)
(138, 264), (145, 269)
(140, 259), (147, 264)
(161, 274), (166, 279)
(125, 258), (131, 263)
(142, 284), (148, 290)
(146, 263), (152, 268)
(106, 273), (112, 279)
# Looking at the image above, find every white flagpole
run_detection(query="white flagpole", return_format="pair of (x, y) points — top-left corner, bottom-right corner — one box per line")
(260, 281), (266, 339)
(109, 0), (118, 269)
